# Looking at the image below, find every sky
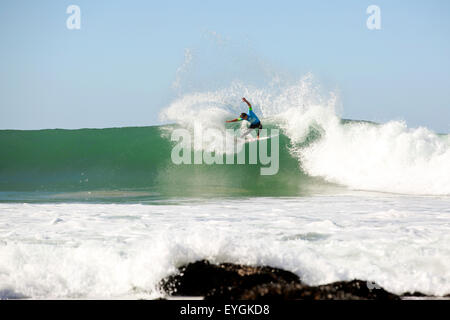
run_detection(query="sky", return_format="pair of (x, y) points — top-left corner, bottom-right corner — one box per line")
(0, 0), (449, 133)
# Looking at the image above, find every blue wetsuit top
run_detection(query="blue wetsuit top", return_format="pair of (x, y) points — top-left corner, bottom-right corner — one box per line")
(238, 107), (260, 125)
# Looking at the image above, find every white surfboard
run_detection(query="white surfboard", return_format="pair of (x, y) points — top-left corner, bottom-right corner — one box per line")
(245, 135), (278, 143)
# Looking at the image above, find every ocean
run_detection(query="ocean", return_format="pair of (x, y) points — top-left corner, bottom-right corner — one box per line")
(1, 80), (449, 299)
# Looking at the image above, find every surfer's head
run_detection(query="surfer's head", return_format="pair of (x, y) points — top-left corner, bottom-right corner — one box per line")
(240, 113), (248, 120)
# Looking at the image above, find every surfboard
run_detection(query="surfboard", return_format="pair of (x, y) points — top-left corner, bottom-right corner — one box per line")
(245, 135), (278, 143)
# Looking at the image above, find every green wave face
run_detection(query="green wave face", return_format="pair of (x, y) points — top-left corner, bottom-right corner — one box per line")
(0, 126), (324, 202)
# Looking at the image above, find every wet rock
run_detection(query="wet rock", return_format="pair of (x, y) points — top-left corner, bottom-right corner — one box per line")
(160, 260), (300, 298)
(312, 280), (399, 300)
(160, 260), (400, 300)
(401, 291), (429, 297)
(218, 280), (398, 300)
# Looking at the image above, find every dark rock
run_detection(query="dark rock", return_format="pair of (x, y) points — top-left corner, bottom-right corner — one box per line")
(160, 259), (300, 298)
(224, 280), (398, 300)
(313, 280), (399, 300)
(401, 291), (429, 297)
(160, 260), (400, 300)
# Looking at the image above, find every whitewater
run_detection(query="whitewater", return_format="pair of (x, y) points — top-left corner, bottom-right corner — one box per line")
(1, 76), (449, 299)
(0, 195), (449, 299)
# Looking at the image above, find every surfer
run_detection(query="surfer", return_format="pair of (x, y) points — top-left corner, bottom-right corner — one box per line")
(226, 97), (262, 139)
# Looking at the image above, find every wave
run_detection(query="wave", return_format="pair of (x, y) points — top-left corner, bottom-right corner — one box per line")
(161, 75), (450, 196)
(1, 77), (449, 199)
(0, 126), (317, 200)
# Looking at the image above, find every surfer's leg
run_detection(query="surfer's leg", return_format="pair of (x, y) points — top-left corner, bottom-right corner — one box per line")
(240, 128), (252, 138)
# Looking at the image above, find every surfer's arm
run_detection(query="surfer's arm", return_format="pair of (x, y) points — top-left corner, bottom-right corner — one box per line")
(242, 97), (252, 110)
(226, 118), (242, 123)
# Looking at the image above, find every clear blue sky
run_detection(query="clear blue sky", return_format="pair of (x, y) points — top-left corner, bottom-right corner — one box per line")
(1, 0), (449, 132)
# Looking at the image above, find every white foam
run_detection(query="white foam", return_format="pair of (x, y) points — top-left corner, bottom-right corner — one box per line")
(297, 119), (450, 195)
(0, 197), (449, 299)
